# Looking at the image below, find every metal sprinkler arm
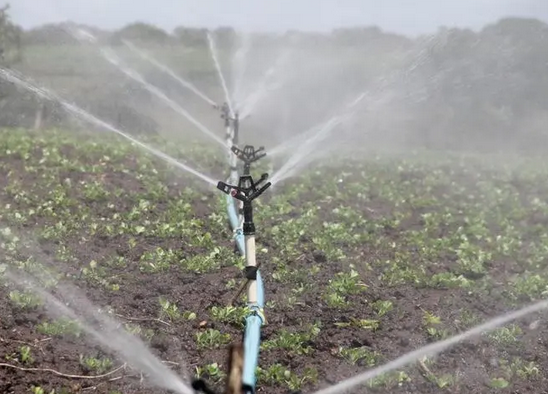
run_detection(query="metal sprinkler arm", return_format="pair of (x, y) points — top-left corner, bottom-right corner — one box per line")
(217, 174), (270, 207)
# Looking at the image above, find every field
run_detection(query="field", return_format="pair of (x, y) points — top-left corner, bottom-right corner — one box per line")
(1, 127), (548, 394)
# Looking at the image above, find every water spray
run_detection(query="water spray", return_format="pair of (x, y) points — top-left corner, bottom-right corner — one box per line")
(122, 39), (217, 107)
(66, 27), (226, 148)
(0, 67), (219, 187)
(207, 31), (234, 117)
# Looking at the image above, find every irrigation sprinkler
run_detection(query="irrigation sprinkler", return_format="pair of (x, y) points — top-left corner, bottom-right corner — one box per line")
(214, 101), (241, 177)
(207, 94), (271, 393)
(193, 172), (271, 394)
(220, 171), (271, 394)
(213, 102), (231, 129)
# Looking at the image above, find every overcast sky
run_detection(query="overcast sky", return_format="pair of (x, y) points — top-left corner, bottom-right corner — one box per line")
(6, 0), (548, 37)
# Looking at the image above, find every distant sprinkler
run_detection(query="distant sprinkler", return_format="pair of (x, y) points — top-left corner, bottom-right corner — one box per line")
(213, 102), (231, 128)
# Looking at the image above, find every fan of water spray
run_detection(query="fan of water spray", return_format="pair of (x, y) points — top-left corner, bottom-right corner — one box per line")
(207, 31), (234, 116)
(0, 68), (218, 187)
(237, 48), (292, 121)
(121, 39), (217, 107)
(268, 31), (453, 183)
(270, 113), (354, 185)
(67, 27), (226, 149)
(4, 269), (194, 394)
(269, 87), (369, 185)
(231, 32), (252, 109)
(311, 298), (548, 394)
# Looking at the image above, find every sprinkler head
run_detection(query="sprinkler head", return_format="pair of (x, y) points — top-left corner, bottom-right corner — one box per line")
(231, 145), (267, 166)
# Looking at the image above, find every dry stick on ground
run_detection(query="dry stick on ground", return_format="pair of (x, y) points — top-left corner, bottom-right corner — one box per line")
(0, 362), (127, 379)
(417, 358), (437, 383)
(0, 336), (52, 355)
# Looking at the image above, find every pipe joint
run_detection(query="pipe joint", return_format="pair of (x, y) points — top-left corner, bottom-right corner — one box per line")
(247, 305), (266, 325)
(243, 266), (258, 280)
(243, 222), (255, 235)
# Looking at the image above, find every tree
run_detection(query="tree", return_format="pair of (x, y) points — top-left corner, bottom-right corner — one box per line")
(0, 4), (22, 65)
(110, 22), (172, 45)
(212, 26), (236, 49)
(173, 26), (208, 47)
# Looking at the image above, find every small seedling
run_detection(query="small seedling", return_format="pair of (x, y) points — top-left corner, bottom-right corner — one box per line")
(338, 346), (379, 366)
(9, 290), (42, 309)
(19, 345), (33, 365)
(159, 297), (181, 322)
(36, 318), (82, 338)
(372, 300), (394, 317)
(79, 355), (113, 374)
(195, 329), (231, 349)
(489, 377), (510, 388)
(195, 363), (225, 383)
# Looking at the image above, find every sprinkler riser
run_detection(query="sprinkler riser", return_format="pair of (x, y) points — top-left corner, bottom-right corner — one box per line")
(233, 112), (239, 145)
(242, 202), (255, 235)
(243, 163), (251, 175)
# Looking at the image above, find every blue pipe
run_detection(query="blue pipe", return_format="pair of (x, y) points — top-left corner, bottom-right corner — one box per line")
(225, 167), (265, 393)
(226, 168), (244, 255)
(242, 274), (264, 390)
(226, 191), (245, 255)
